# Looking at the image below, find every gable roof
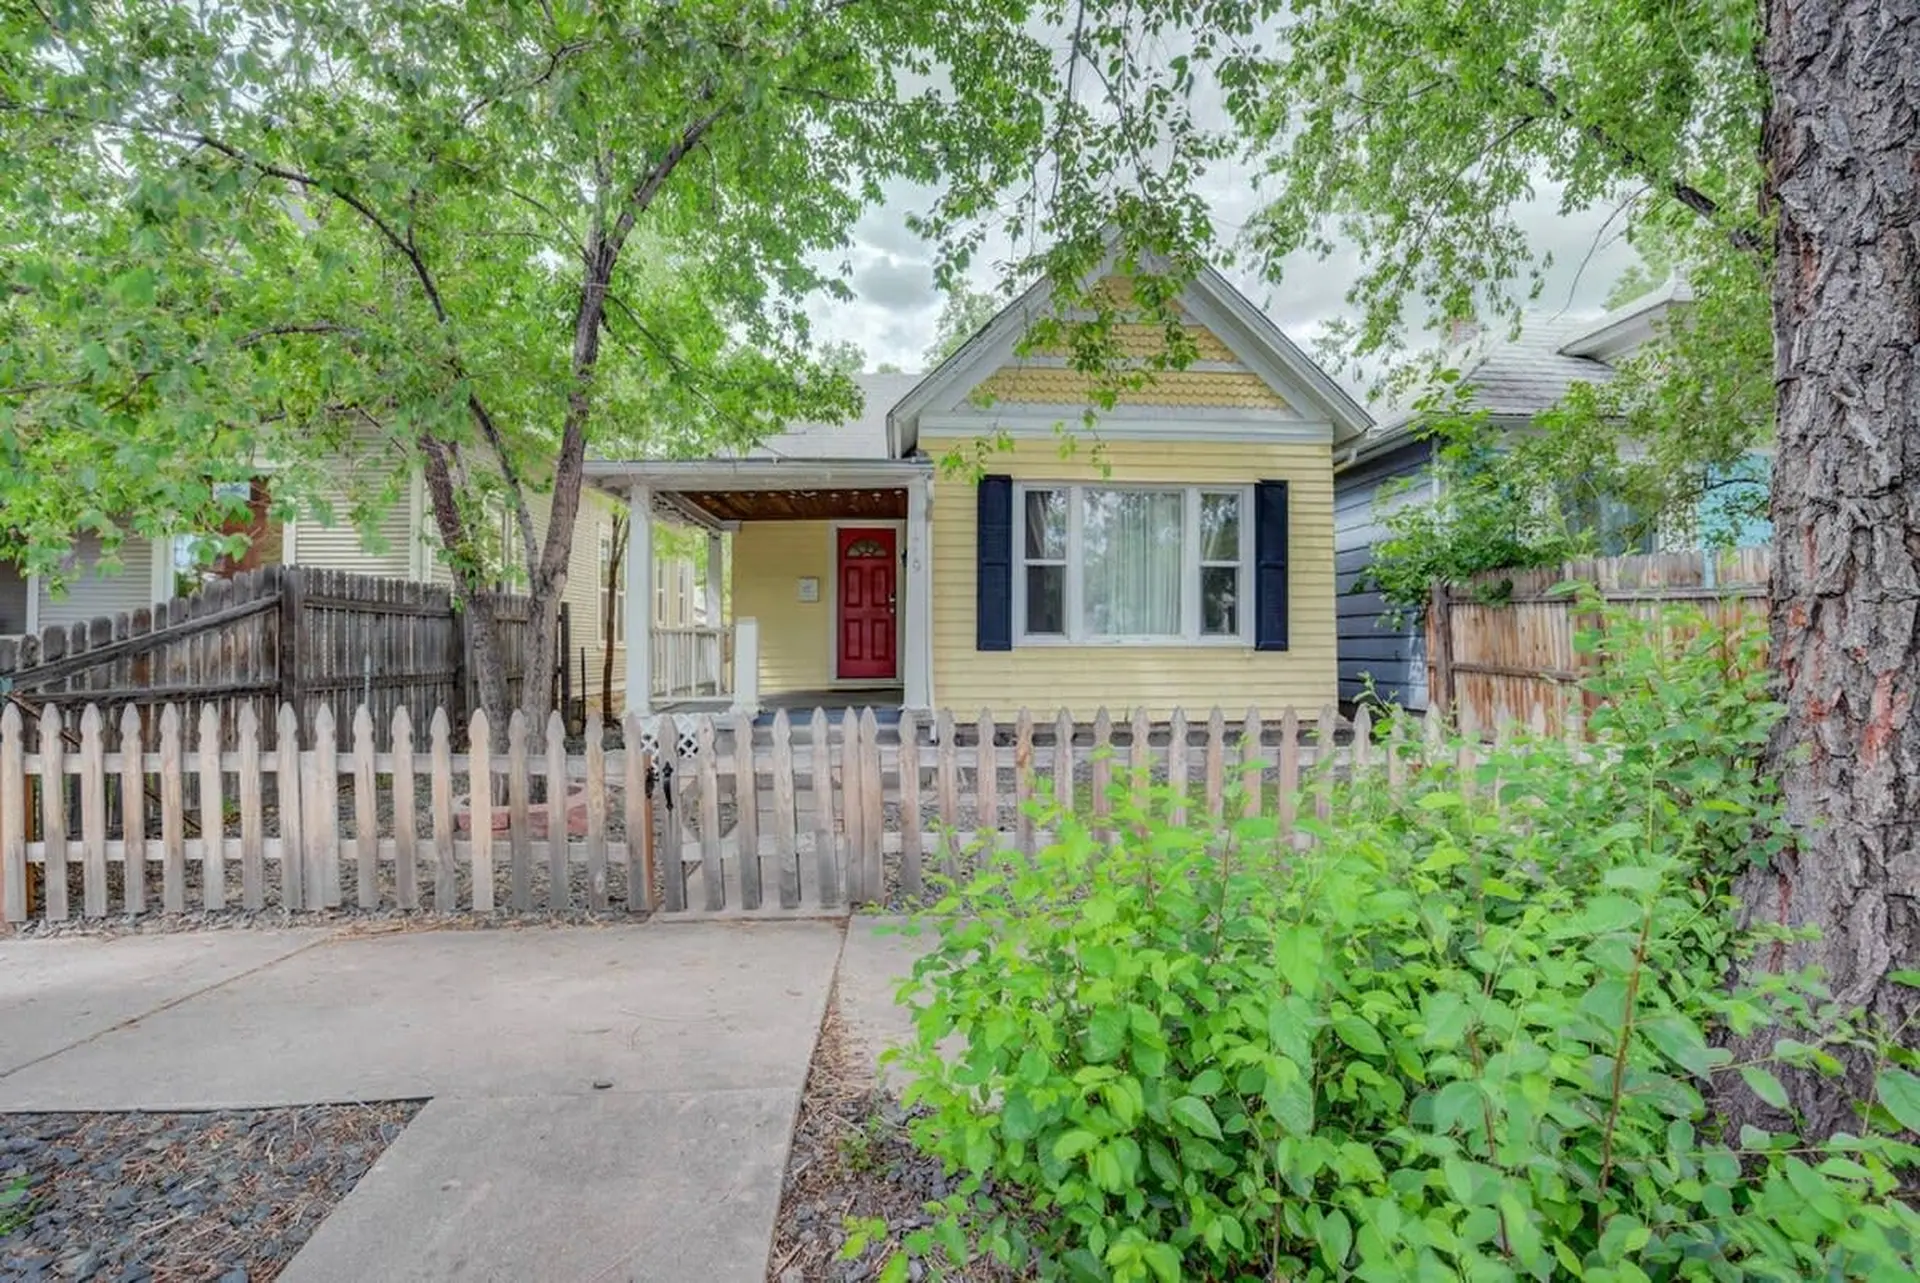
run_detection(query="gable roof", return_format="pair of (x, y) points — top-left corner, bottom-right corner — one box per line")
(886, 257), (1372, 453)
(722, 371), (921, 462)
(1355, 280), (1697, 464)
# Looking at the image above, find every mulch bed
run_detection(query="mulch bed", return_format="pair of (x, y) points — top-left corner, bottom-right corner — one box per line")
(766, 991), (1020, 1283)
(1, 1102), (421, 1282)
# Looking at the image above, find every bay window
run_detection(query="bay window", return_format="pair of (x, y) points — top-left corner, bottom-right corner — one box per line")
(1015, 484), (1250, 643)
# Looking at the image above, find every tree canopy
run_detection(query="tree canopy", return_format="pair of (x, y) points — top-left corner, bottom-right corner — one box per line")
(1, 0), (1236, 720)
(924, 283), (1003, 365)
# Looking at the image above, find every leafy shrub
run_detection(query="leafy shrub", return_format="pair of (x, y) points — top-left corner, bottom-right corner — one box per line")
(891, 616), (1919, 1281)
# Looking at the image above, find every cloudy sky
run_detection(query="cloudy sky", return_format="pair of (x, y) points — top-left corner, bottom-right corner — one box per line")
(805, 168), (1643, 397)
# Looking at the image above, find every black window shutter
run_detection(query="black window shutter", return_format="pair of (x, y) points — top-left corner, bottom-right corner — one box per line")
(1254, 480), (1290, 651)
(976, 475), (1013, 651)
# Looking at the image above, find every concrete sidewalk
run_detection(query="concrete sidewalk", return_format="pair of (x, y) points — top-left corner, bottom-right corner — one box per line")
(0, 920), (843, 1282)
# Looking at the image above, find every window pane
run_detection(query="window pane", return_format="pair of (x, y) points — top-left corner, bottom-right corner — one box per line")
(1200, 492), (1240, 562)
(1025, 565), (1065, 635)
(1201, 566), (1239, 636)
(1081, 489), (1183, 636)
(1024, 489), (1067, 559)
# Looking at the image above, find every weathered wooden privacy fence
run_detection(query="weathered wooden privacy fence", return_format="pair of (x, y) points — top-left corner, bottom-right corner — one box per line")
(0, 566), (532, 748)
(2, 700), (1394, 926)
(1428, 547), (1770, 733)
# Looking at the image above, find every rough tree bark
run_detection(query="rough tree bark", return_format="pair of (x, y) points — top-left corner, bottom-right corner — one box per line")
(1745, 0), (1919, 1138)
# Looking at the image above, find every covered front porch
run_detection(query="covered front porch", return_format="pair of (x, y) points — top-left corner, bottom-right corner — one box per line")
(587, 459), (934, 717)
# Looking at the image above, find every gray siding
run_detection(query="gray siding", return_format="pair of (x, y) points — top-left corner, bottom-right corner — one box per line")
(0, 566), (30, 635)
(1334, 439), (1431, 710)
(37, 535), (167, 630)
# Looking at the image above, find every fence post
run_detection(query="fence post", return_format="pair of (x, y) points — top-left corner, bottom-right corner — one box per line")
(2, 703), (25, 923)
(1428, 580), (1456, 720)
(279, 566), (305, 724)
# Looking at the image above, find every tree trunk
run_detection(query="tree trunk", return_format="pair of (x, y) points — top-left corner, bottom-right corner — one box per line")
(603, 513), (628, 713)
(516, 578), (565, 735)
(461, 588), (517, 739)
(1745, 0), (1920, 1138)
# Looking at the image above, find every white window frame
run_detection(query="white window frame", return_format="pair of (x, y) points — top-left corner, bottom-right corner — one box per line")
(1013, 482), (1254, 646)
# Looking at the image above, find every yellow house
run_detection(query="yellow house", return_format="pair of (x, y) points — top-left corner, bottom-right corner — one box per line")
(589, 260), (1370, 720)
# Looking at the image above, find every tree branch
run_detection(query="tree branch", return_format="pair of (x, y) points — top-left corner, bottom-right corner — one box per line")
(1519, 74), (1765, 257)
(607, 104), (727, 257)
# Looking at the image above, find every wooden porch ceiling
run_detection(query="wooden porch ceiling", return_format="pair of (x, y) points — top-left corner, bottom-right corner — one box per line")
(680, 487), (907, 522)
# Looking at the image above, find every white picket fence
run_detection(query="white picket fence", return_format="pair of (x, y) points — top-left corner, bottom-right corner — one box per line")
(1, 699), (1438, 926)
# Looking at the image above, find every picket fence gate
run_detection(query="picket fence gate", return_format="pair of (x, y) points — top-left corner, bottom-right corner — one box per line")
(1, 699), (1467, 927)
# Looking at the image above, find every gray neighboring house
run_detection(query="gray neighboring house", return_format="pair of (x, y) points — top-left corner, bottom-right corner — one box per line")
(1333, 282), (1765, 711)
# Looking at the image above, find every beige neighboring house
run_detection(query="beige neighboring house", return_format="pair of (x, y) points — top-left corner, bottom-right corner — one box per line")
(0, 460), (689, 715)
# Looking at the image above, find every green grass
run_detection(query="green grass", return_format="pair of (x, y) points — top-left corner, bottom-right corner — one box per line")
(0, 1173), (32, 1236)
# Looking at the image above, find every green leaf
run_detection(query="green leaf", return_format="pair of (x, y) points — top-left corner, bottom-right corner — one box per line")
(1274, 926), (1325, 997)
(1053, 1129), (1100, 1161)
(1333, 1012), (1386, 1056)
(1316, 1209), (1353, 1269)
(1739, 1065), (1791, 1111)
(1875, 1067), (1920, 1133)
(1602, 865), (1663, 893)
(1421, 992), (1475, 1049)
(1169, 1095), (1223, 1141)
(1264, 1063), (1314, 1135)
(1002, 1093), (1041, 1140)
(1140, 1241), (1181, 1283)
(1642, 1014), (1725, 1077)
(1572, 894), (1643, 935)
(1086, 1006), (1128, 1062)
(1432, 1079), (1482, 1133)
(878, 1253), (910, 1283)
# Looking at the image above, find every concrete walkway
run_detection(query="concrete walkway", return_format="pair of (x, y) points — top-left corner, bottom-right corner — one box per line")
(0, 920), (843, 1282)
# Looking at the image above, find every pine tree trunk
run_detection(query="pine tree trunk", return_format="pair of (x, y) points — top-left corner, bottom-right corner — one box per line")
(1745, 0), (1920, 1138)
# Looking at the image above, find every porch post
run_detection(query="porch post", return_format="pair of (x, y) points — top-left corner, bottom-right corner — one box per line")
(904, 473), (934, 710)
(625, 486), (653, 714)
(704, 531), (724, 628)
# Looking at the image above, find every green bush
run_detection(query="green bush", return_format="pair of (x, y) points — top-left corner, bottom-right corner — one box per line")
(891, 614), (1919, 1282)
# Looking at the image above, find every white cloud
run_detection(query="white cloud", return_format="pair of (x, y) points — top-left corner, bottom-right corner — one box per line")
(804, 86), (1641, 382)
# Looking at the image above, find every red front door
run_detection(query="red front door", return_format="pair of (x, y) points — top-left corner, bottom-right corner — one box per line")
(836, 527), (898, 680)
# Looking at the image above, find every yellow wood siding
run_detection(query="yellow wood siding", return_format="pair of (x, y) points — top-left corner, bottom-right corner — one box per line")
(977, 367), (1290, 411)
(924, 437), (1337, 719)
(732, 521), (834, 693)
(566, 489), (627, 713)
(1025, 323), (1238, 362)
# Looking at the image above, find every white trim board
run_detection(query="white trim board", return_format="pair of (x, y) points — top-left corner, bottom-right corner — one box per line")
(919, 410), (1332, 444)
(824, 519), (907, 688)
(584, 458), (929, 494)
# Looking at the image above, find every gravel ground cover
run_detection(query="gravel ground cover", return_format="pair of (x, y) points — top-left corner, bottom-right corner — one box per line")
(766, 994), (1022, 1283)
(0, 1102), (421, 1282)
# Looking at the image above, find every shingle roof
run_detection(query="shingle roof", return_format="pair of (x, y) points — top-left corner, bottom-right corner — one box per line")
(1369, 312), (1617, 438)
(732, 371), (923, 462)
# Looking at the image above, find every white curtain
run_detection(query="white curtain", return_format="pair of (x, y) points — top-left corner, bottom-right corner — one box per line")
(1081, 489), (1182, 635)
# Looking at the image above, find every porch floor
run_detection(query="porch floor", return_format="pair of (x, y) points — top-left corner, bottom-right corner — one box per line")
(654, 686), (904, 724)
